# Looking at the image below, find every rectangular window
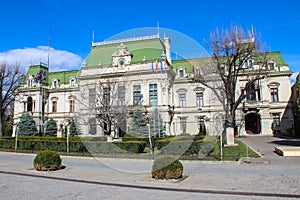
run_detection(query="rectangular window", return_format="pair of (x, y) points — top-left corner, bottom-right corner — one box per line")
(272, 113), (280, 126)
(133, 85), (141, 106)
(271, 88), (279, 102)
(52, 101), (57, 113)
(69, 100), (75, 112)
(70, 79), (75, 86)
(194, 68), (201, 76)
(180, 117), (187, 131)
(196, 92), (204, 108)
(149, 84), (158, 105)
(197, 116), (205, 129)
(53, 80), (57, 88)
(118, 85), (126, 106)
(249, 60), (253, 68)
(89, 88), (96, 109)
(268, 63), (275, 70)
(179, 69), (184, 77)
(179, 93), (186, 107)
(103, 87), (110, 109)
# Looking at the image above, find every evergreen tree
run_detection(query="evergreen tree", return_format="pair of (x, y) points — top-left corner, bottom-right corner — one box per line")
(18, 114), (38, 136)
(131, 109), (148, 137)
(69, 120), (79, 136)
(44, 118), (57, 136)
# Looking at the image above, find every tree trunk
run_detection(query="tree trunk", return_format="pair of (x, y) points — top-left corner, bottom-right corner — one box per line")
(0, 113), (3, 137)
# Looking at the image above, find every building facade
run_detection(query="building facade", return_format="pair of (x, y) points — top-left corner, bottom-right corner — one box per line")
(13, 34), (293, 137)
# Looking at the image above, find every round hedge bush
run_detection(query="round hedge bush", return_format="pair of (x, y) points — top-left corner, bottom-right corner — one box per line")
(33, 150), (62, 171)
(152, 156), (183, 179)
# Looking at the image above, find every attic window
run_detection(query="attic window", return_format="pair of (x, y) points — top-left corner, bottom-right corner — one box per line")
(267, 59), (276, 70)
(244, 59), (253, 68)
(70, 78), (75, 86)
(28, 79), (33, 87)
(27, 75), (34, 87)
(52, 79), (59, 89)
(268, 63), (275, 70)
(178, 67), (185, 78)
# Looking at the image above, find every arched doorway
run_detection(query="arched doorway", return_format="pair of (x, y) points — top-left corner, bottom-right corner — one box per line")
(245, 113), (261, 134)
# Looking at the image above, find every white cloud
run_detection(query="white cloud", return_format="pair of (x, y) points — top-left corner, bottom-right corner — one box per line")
(0, 46), (83, 72)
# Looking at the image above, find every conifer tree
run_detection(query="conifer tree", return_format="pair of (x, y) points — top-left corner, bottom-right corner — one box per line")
(131, 109), (148, 137)
(69, 120), (79, 136)
(18, 114), (38, 136)
(44, 118), (57, 136)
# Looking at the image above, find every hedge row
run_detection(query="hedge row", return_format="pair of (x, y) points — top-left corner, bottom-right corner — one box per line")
(0, 138), (145, 154)
(156, 136), (217, 156)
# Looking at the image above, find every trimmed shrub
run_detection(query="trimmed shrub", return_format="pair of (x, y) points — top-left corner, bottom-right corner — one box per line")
(34, 150), (62, 171)
(152, 156), (183, 179)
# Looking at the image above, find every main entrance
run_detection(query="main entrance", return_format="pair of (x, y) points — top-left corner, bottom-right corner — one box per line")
(245, 113), (261, 134)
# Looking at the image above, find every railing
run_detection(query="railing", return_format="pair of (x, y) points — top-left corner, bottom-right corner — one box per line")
(92, 34), (159, 46)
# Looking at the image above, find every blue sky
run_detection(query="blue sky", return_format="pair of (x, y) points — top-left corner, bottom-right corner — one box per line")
(0, 0), (299, 80)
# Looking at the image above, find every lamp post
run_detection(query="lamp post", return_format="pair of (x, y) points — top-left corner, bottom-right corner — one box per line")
(144, 106), (154, 159)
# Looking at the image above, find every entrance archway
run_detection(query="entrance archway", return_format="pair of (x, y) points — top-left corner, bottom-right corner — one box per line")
(245, 113), (261, 134)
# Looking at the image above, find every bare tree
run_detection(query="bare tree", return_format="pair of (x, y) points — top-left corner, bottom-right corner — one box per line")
(0, 62), (24, 136)
(193, 26), (268, 132)
(95, 77), (127, 138)
(77, 70), (128, 138)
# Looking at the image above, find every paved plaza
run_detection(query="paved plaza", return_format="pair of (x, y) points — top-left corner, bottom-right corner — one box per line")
(0, 135), (300, 199)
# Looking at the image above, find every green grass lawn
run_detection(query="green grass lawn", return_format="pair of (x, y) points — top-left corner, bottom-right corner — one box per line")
(144, 139), (260, 161)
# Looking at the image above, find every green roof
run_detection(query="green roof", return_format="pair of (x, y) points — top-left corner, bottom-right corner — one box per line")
(85, 37), (165, 68)
(48, 70), (80, 84)
(265, 51), (288, 67)
(26, 64), (80, 85)
(172, 51), (289, 73)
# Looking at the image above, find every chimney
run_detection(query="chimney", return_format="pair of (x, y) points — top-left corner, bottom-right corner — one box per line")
(164, 37), (171, 64)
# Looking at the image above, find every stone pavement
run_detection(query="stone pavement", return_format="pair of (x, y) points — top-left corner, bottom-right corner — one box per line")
(0, 135), (300, 199)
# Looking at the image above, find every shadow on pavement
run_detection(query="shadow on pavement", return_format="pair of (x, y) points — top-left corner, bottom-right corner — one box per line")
(268, 140), (300, 147)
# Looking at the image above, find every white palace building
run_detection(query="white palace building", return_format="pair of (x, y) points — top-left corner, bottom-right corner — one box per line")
(13, 33), (293, 137)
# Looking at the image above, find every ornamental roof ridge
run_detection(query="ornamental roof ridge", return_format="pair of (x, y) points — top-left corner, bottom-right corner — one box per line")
(92, 34), (160, 47)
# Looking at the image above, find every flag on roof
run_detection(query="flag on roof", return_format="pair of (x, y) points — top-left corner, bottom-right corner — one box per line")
(151, 60), (154, 74)
(160, 59), (164, 74)
(155, 60), (159, 73)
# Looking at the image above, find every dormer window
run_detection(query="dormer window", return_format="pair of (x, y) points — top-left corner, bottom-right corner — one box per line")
(194, 66), (201, 76)
(70, 78), (76, 86)
(27, 75), (34, 87)
(244, 59), (253, 68)
(267, 59), (276, 70)
(178, 67), (186, 78)
(112, 43), (132, 67)
(28, 79), (33, 87)
(268, 63), (274, 70)
(52, 79), (59, 89)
